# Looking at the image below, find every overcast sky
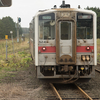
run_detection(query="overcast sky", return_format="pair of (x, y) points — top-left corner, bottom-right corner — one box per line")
(0, 0), (99, 28)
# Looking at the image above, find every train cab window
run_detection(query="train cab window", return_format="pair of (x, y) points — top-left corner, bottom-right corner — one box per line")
(77, 13), (93, 39)
(39, 13), (55, 40)
(60, 21), (71, 40)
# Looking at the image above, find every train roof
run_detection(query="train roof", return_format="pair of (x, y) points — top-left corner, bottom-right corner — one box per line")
(34, 8), (96, 17)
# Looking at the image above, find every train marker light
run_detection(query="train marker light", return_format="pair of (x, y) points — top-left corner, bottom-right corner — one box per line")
(42, 47), (46, 51)
(86, 46), (90, 50)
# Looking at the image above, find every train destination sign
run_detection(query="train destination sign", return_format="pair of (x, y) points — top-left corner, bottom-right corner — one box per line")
(78, 15), (92, 19)
(42, 16), (51, 20)
(39, 13), (55, 20)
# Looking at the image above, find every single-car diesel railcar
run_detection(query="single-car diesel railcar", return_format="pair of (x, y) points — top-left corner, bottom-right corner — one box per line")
(29, 1), (97, 83)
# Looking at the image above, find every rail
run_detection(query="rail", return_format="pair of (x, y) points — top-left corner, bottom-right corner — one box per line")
(95, 69), (100, 73)
(50, 83), (94, 100)
(49, 83), (62, 100)
(75, 84), (93, 100)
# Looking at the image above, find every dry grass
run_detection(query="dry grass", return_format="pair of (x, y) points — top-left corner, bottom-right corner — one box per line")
(97, 39), (100, 62)
(0, 38), (32, 82)
(0, 38), (29, 60)
(0, 38), (29, 55)
(97, 39), (100, 52)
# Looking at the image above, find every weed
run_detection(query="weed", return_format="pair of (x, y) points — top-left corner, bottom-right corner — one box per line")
(0, 38), (32, 81)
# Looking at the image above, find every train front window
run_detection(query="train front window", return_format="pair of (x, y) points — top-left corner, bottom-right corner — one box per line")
(39, 13), (55, 40)
(77, 13), (93, 39)
(60, 21), (71, 40)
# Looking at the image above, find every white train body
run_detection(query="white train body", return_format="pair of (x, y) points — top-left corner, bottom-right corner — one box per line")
(29, 3), (97, 83)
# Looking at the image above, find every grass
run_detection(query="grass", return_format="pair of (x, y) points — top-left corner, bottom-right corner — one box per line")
(97, 39), (100, 63)
(0, 37), (32, 81)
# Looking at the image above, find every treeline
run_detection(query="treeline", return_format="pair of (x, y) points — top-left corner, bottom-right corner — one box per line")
(86, 7), (100, 38)
(0, 16), (22, 39)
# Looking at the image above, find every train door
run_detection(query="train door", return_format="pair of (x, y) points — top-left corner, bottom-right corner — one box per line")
(56, 21), (76, 65)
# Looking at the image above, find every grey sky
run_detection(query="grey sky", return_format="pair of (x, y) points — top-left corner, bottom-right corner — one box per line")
(0, 0), (99, 27)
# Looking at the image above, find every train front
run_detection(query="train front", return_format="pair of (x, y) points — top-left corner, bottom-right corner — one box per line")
(36, 2), (97, 83)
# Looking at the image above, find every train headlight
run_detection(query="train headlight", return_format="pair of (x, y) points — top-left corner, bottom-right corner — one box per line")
(42, 47), (46, 51)
(82, 55), (85, 61)
(86, 55), (90, 61)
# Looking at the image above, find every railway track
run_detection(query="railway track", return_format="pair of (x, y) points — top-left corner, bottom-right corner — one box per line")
(95, 69), (100, 73)
(49, 83), (99, 100)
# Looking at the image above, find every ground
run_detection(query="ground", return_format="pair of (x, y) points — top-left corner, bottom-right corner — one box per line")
(0, 63), (47, 100)
(0, 64), (100, 100)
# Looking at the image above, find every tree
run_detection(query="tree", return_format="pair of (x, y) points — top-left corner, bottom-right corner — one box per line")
(0, 16), (22, 39)
(0, 19), (5, 39)
(2, 17), (16, 38)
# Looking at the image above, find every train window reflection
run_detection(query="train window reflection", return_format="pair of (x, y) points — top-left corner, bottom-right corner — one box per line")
(39, 20), (55, 40)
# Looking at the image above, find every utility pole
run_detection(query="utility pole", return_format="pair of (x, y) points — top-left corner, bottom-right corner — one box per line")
(17, 17), (21, 42)
(10, 31), (14, 55)
(17, 19), (19, 42)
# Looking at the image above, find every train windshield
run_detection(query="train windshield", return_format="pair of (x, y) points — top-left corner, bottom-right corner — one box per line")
(39, 13), (55, 40)
(77, 13), (93, 39)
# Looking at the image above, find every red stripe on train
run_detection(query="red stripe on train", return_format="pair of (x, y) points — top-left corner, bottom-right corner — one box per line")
(76, 46), (94, 52)
(38, 46), (94, 53)
(38, 46), (56, 53)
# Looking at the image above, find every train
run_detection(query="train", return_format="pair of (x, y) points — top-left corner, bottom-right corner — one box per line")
(29, 0), (97, 83)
